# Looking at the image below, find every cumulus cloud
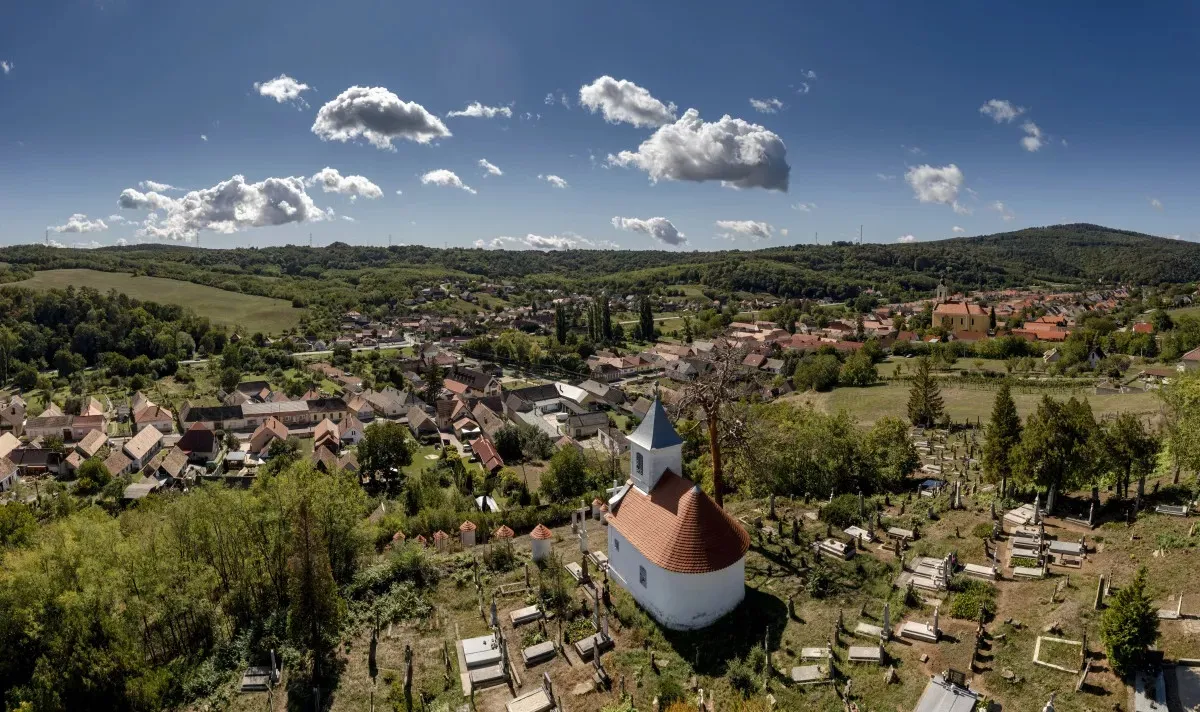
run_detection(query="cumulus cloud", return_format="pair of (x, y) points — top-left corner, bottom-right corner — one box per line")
(578, 76), (677, 128)
(609, 109), (789, 191)
(905, 163), (968, 214)
(117, 174), (328, 241)
(139, 180), (179, 192)
(780, 228), (789, 237)
(395, 189), (403, 195)
(1150, 197), (1164, 210)
(340, 215), (356, 222)
(715, 220), (774, 241)
(897, 234), (916, 243)
(979, 99), (1025, 123)
(991, 200), (1015, 221)
(254, 74), (311, 108)
(115, 238), (129, 247)
(611, 216), (686, 246)
(107, 214), (129, 224)
(749, 97), (784, 114)
(792, 202), (816, 212)
(478, 159), (502, 177)
(481, 233), (615, 250)
(801, 69), (817, 79)
(312, 86), (451, 150)
(1021, 122), (1044, 152)
(306, 167), (383, 200)
(50, 213), (108, 234)
(952, 225), (965, 233)
(200, 134), (208, 141)
(420, 169), (476, 194)
(1, 61), (11, 75)
(446, 102), (512, 119)
(795, 82), (810, 94)
(538, 174), (568, 189)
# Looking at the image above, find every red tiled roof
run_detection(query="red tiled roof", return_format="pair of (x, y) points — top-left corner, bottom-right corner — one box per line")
(934, 301), (986, 316)
(494, 525), (514, 539)
(1133, 322), (1153, 334)
(606, 470), (749, 574)
(459, 520), (477, 532)
(433, 530), (449, 541)
(531, 523), (553, 540)
(392, 530), (406, 541)
(415, 534), (427, 546)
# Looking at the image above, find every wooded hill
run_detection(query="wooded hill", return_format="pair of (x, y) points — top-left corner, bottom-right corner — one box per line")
(0, 224), (1194, 308)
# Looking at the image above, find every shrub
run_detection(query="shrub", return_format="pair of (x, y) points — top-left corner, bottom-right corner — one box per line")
(805, 560), (836, 598)
(819, 493), (862, 527)
(726, 656), (757, 697)
(947, 577), (997, 621)
(655, 676), (685, 706)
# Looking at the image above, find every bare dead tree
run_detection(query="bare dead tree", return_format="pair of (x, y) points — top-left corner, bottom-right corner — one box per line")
(673, 341), (757, 508)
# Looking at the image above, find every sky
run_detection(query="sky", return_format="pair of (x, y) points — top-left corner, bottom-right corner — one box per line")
(2, 1), (1199, 251)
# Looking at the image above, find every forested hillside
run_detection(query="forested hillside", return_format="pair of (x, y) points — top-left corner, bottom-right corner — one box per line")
(0, 224), (1194, 308)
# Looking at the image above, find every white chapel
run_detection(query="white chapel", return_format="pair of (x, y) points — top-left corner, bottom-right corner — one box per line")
(604, 395), (750, 630)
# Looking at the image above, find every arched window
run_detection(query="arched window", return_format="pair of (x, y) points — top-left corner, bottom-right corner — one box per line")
(635, 452), (643, 475)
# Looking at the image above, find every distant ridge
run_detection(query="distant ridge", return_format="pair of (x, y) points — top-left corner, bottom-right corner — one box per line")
(0, 223), (1194, 305)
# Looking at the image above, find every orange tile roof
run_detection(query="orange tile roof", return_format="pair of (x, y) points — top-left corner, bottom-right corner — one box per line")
(607, 470), (749, 574)
(934, 301), (986, 316)
(494, 525), (514, 539)
(392, 530), (406, 541)
(531, 523), (553, 540)
(433, 530), (449, 541)
(459, 520), (477, 532)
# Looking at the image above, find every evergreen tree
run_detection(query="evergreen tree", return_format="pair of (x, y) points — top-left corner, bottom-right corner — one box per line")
(682, 316), (694, 344)
(906, 357), (944, 428)
(982, 381), (1022, 496)
(553, 304), (568, 345)
(288, 496), (342, 665)
(1100, 566), (1159, 677)
(601, 295), (613, 343)
(988, 306), (997, 331)
(1012, 395), (1101, 502)
(1104, 411), (1159, 498)
(638, 297), (654, 342)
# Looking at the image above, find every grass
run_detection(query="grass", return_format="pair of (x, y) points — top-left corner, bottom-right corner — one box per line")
(13, 269), (305, 334)
(783, 381), (1162, 425)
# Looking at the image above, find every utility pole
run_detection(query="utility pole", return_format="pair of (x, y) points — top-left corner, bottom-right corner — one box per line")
(44, 229), (48, 247)
(309, 233), (313, 248)
(814, 231), (818, 246)
(859, 224), (863, 245)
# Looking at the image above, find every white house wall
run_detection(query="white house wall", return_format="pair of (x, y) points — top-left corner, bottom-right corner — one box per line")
(607, 525), (745, 630)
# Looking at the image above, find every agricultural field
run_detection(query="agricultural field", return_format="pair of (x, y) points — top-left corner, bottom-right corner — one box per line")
(784, 381), (1163, 425)
(12, 269), (305, 334)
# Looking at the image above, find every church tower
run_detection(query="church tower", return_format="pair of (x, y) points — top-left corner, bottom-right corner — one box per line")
(627, 394), (683, 493)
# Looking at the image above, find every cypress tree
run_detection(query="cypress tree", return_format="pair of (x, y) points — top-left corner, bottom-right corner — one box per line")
(906, 356), (944, 428)
(982, 381), (1021, 496)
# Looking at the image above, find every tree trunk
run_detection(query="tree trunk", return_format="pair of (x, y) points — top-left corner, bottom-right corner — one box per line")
(707, 410), (724, 508)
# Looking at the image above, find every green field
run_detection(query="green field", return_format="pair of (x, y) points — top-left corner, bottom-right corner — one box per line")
(785, 380), (1162, 425)
(13, 269), (305, 334)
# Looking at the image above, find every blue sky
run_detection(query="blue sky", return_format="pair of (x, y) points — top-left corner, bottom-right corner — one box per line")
(2, 0), (1199, 250)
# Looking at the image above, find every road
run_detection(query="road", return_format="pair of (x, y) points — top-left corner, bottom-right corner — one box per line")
(179, 339), (415, 366)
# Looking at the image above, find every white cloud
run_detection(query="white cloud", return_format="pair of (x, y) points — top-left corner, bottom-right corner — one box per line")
(578, 76), (677, 128)
(715, 220), (774, 241)
(979, 99), (1025, 123)
(478, 159), (503, 177)
(139, 180), (179, 192)
(952, 226), (965, 233)
(200, 134), (208, 141)
(801, 69), (817, 79)
(876, 173), (896, 182)
(611, 216), (686, 246)
(395, 189), (403, 196)
(749, 97), (784, 114)
(609, 109), (790, 191)
(420, 169), (476, 194)
(254, 74), (311, 108)
(0, 61), (11, 75)
(1021, 122), (1044, 152)
(905, 163), (968, 214)
(117, 174), (328, 242)
(312, 86), (451, 150)
(1150, 197), (1164, 210)
(780, 228), (789, 237)
(902, 144), (925, 156)
(307, 167), (383, 200)
(897, 234), (916, 243)
(481, 233), (615, 250)
(538, 174), (568, 189)
(792, 202), (816, 212)
(991, 200), (1015, 221)
(115, 238), (129, 247)
(795, 82), (810, 95)
(50, 213), (108, 234)
(340, 215), (356, 222)
(447, 102), (513, 119)
(544, 93), (555, 106)
(107, 214), (128, 224)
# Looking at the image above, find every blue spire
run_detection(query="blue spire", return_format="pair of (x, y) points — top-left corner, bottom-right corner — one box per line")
(629, 393), (683, 450)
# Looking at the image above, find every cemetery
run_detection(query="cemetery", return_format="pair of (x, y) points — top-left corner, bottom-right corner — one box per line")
(272, 414), (1200, 712)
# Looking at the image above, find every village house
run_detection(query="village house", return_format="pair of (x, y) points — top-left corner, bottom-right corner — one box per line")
(470, 436), (504, 474)
(249, 416), (289, 455)
(934, 301), (989, 333)
(104, 449), (133, 477)
(0, 456), (17, 491)
(340, 415), (365, 445)
(605, 396), (750, 630)
(407, 406), (439, 442)
(23, 414), (72, 442)
(124, 425), (164, 470)
(176, 422), (219, 462)
(179, 403), (247, 432)
(0, 396), (25, 436)
(560, 410), (609, 440)
(0, 432), (19, 460)
(133, 403), (175, 434)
